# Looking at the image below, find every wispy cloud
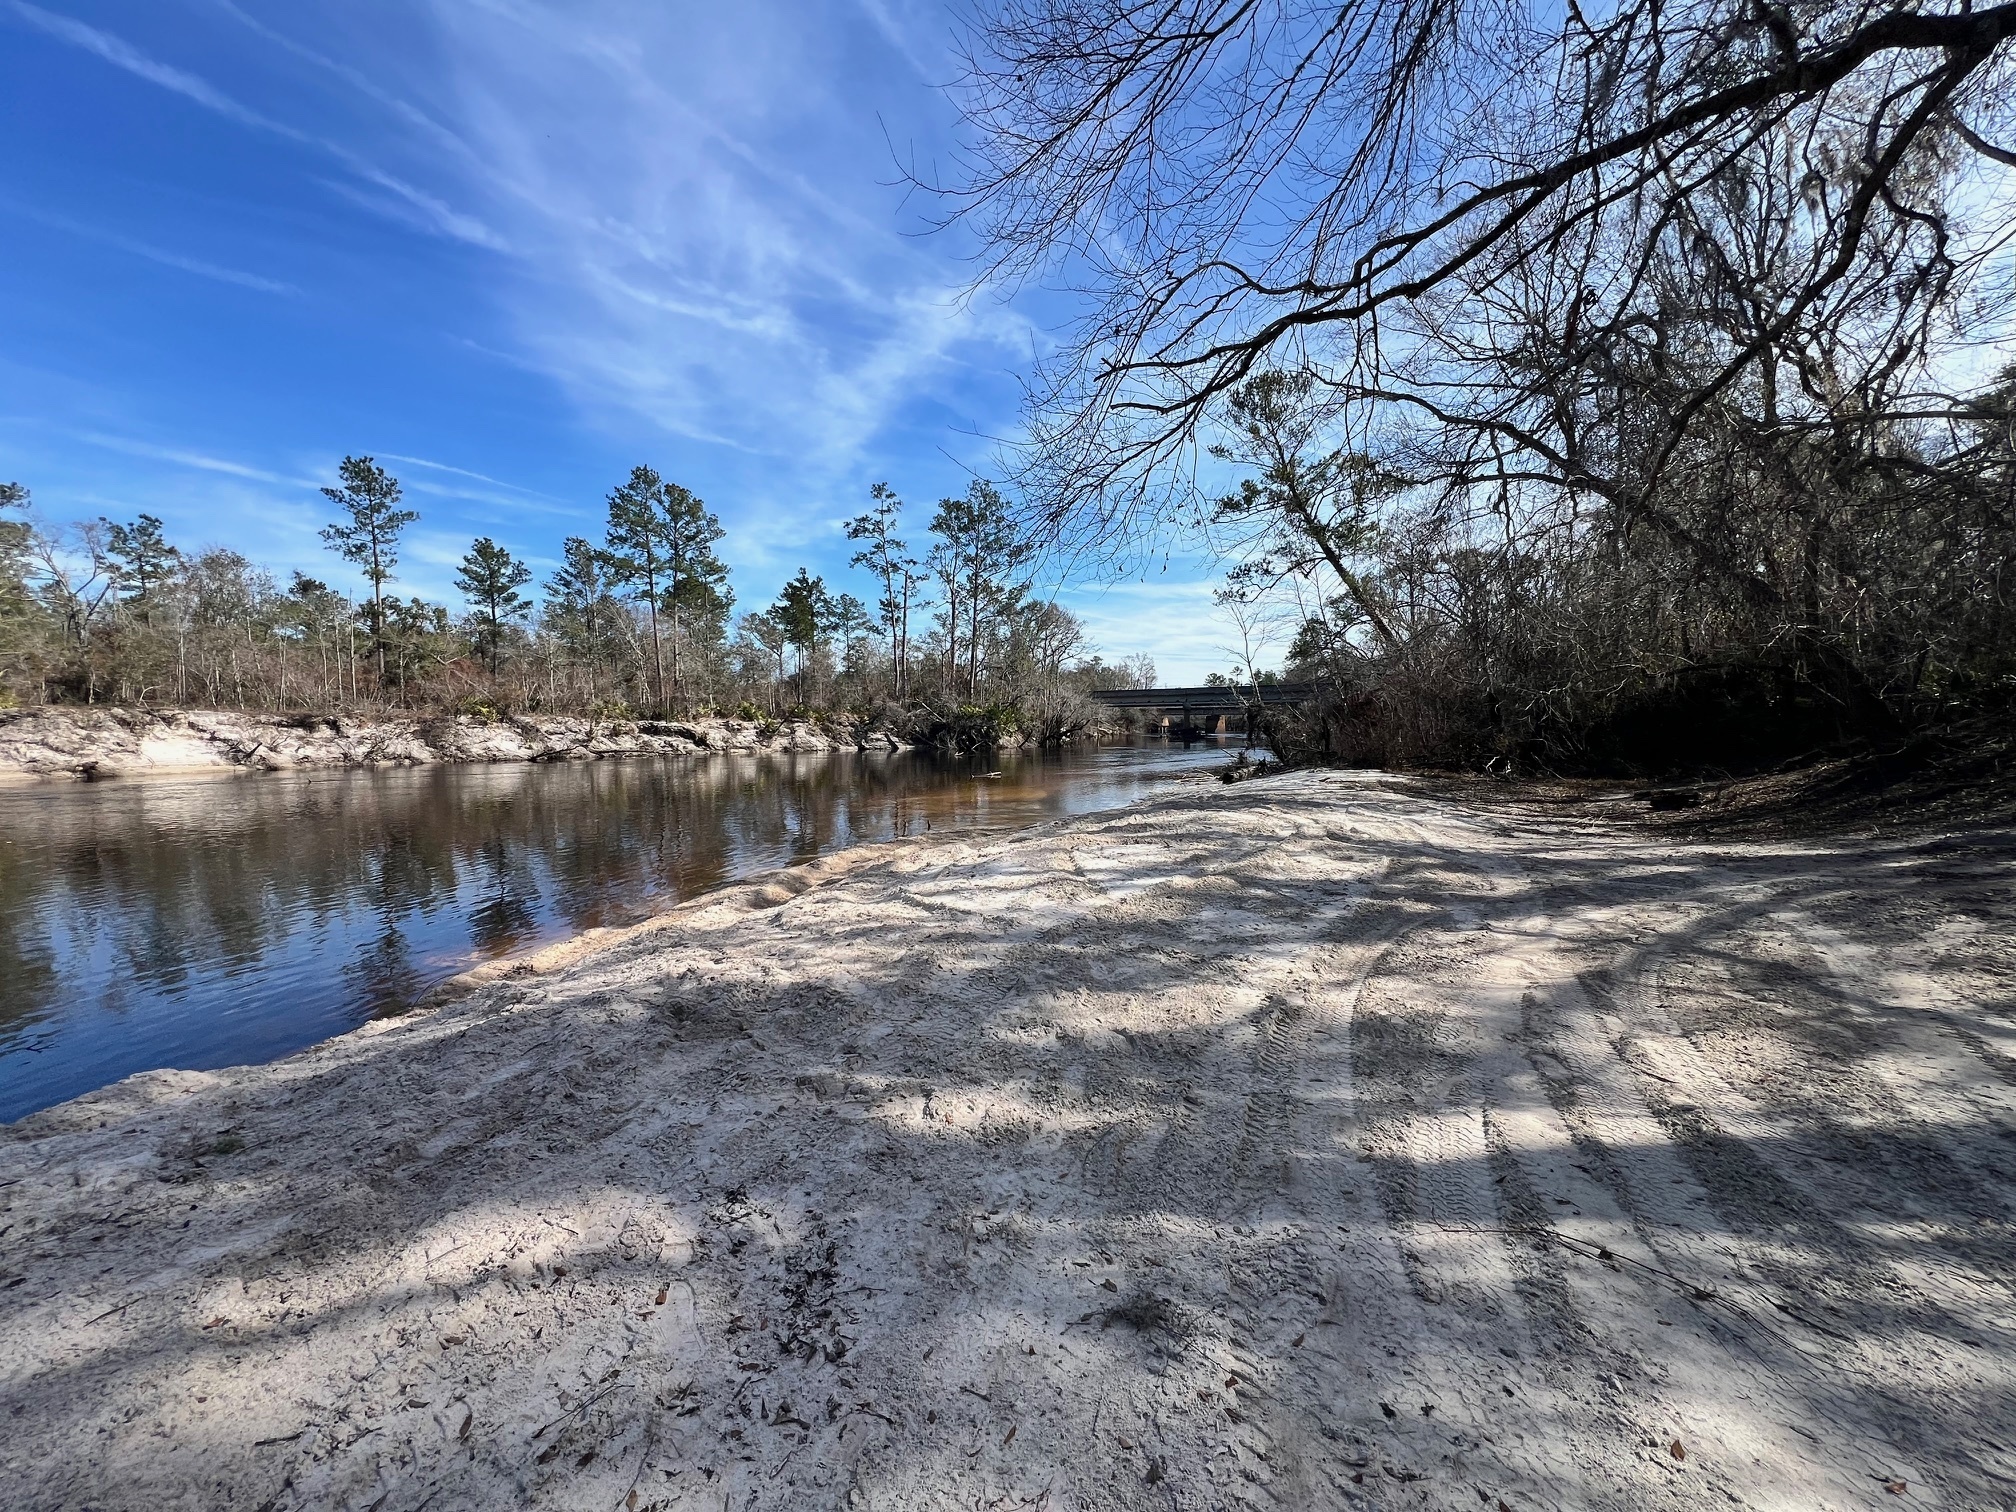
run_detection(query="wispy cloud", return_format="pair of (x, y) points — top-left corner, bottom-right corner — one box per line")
(10, 2), (268, 128)
(73, 430), (301, 485)
(202, 0), (480, 163)
(320, 166), (510, 253)
(17, 0), (1006, 479)
(852, 0), (950, 83)
(8, 0), (1061, 616)
(397, 478), (583, 519)
(399, 0), (1024, 485)
(378, 453), (553, 496)
(0, 197), (297, 294)
(8, 2), (506, 251)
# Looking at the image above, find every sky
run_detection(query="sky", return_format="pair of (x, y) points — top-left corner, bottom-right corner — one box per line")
(0, 0), (1254, 681)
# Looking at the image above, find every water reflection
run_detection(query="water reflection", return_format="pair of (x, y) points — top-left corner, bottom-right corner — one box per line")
(0, 740), (1236, 1120)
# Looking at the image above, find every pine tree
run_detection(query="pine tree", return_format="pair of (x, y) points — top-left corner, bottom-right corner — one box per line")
(543, 536), (619, 703)
(770, 569), (833, 707)
(318, 457), (417, 689)
(832, 593), (873, 682)
(103, 514), (182, 627)
(928, 482), (1031, 698)
(846, 482), (924, 700)
(0, 483), (33, 628)
(658, 482), (731, 711)
(454, 537), (533, 677)
(603, 466), (671, 710)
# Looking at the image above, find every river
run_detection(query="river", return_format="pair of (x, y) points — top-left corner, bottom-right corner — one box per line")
(0, 738), (1241, 1121)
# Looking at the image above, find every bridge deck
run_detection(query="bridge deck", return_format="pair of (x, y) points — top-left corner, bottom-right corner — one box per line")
(1089, 683), (1317, 711)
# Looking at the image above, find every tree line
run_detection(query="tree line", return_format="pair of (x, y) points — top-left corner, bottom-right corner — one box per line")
(943, 0), (2016, 773)
(0, 461), (1153, 725)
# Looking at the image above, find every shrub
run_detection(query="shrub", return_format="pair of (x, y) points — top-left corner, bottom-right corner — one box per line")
(922, 703), (1021, 754)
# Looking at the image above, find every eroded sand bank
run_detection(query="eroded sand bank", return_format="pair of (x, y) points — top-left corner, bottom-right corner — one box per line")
(0, 706), (903, 782)
(3, 771), (2013, 1510)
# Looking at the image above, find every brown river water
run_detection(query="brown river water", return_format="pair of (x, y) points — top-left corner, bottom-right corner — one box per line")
(0, 738), (1241, 1121)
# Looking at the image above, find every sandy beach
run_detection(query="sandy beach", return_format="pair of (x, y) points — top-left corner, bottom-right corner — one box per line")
(2, 770), (2012, 1511)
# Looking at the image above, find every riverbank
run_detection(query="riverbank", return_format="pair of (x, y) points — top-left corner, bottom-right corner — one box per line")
(3, 771), (2012, 1510)
(0, 705), (905, 781)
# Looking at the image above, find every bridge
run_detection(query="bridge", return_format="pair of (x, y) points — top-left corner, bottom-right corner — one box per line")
(1089, 682), (1319, 736)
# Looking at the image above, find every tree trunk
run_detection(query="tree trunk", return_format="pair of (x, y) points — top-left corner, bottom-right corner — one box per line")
(968, 584), (983, 699)
(944, 581), (960, 691)
(645, 571), (665, 713)
(669, 571), (683, 714)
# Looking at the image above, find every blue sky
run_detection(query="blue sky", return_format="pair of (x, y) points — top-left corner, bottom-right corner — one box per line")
(0, 0), (1248, 679)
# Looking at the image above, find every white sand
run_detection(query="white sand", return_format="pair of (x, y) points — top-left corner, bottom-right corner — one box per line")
(3, 770), (2013, 1511)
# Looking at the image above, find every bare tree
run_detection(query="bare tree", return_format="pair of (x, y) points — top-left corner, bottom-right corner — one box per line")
(933, 0), (2016, 765)
(941, 0), (2016, 583)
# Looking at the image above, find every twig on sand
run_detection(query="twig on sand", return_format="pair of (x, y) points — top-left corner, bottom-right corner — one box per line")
(532, 1379), (623, 1442)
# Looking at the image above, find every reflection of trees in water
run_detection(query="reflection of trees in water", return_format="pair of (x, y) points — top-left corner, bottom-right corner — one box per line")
(469, 833), (540, 954)
(0, 746), (1136, 1047)
(372, 828), (458, 918)
(345, 919), (423, 1020)
(0, 848), (57, 1038)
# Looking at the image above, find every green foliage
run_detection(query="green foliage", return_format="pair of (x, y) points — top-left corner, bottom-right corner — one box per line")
(603, 466), (732, 710)
(542, 536), (624, 693)
(770, 569), (849, 707)
(847, 482), (924, 698)
(319, 457), (415, 592)
(658, 481), (733, 635)
(0, 482), (34, 642)
(102, 514), (181, 621)
(454, 536), (533, 676)
(603, 465), (668, 591)
(319, 456), (416, 678)
(928, 480), (1036, 698)
(771, 569), (832, 654)
(379, 595), (455, 696)
(455, 694), (502, 723)
(287, 572), (343, 613)
(736, 612), (789, 691)
(1209, 372), (1401, 648)
(0, 460), (1117, 727)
